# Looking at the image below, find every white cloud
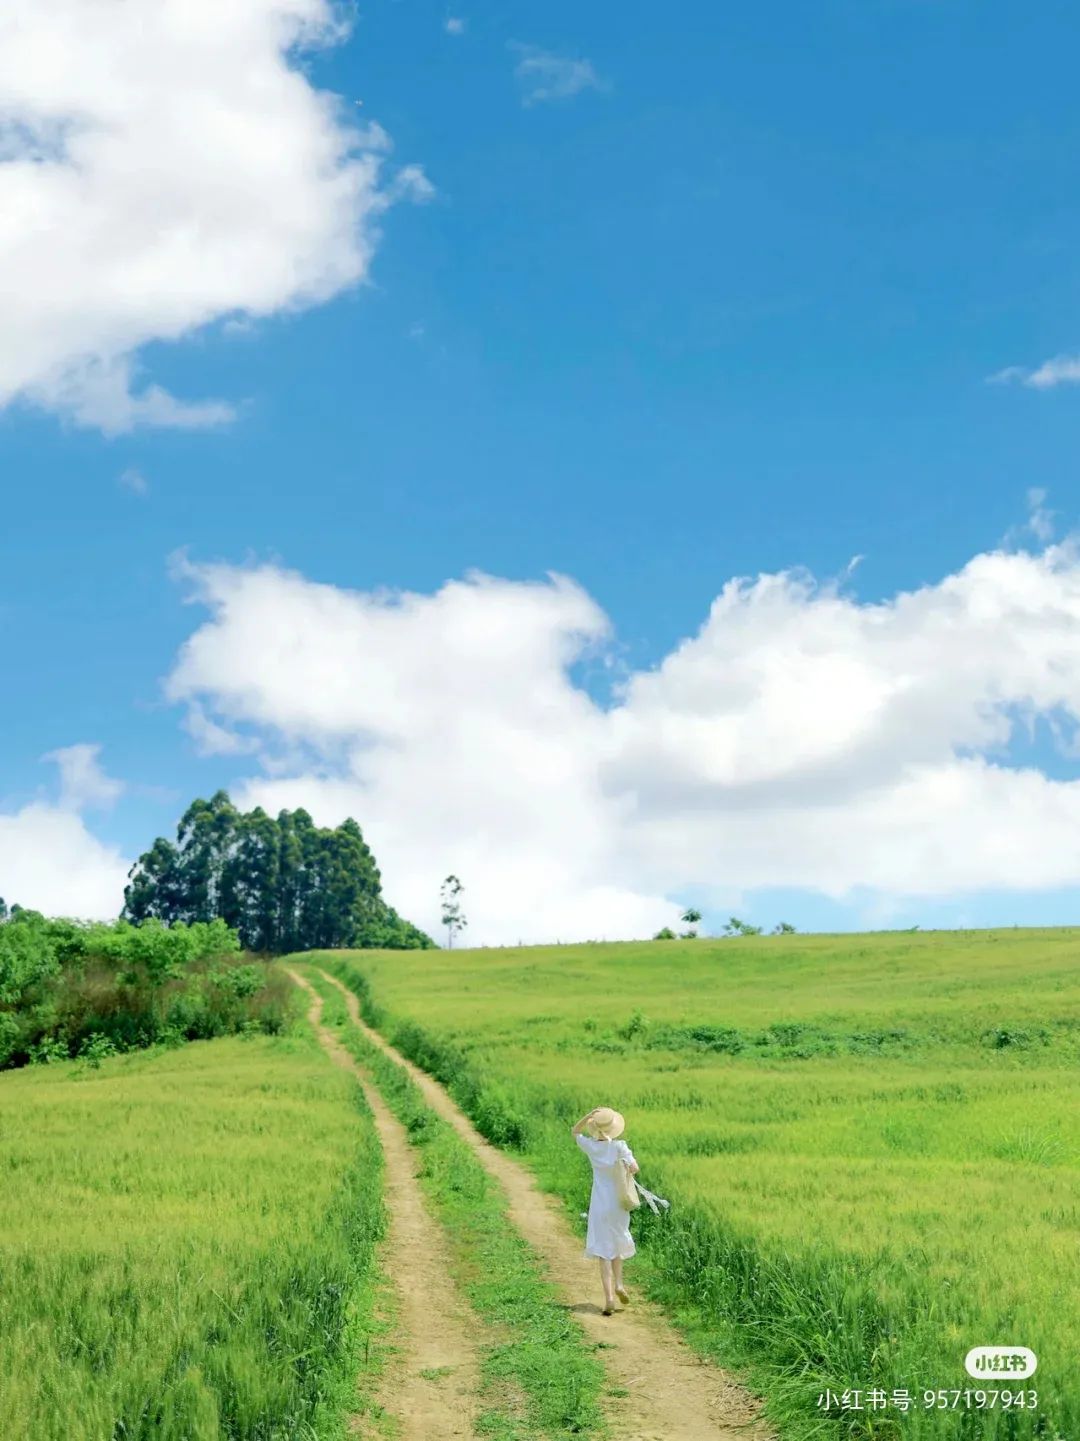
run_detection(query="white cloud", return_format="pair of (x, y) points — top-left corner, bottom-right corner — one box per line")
(0, 749), (129, 916)
(989, 354), (1080, 389)
(0, 0), (431, 433)
(43, 744), (124, 810)
(164, 533), (1080, 945)
(118, 466), (148, 496)
(510, 44), (606, 106)
(182, 703), (258, 757)
(445, 17), (466, 35)
(0, 804), (129, 917)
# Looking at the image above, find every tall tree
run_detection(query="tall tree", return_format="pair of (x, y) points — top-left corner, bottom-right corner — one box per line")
(440, 874), (467, 949)
(123, 795), (433, 952)
(124, 836), (184, 924)
(224, 806), (280, 953)
(174, 791), (240, 924)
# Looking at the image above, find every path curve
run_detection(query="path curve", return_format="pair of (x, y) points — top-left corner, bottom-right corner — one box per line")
(286, 968), (481, 1441)
(316, 967), (775, 1441)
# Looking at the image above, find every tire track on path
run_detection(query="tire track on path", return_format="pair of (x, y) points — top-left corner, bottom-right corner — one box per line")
(316, 967), (776, 1441)
(286, 968), (481, 1441)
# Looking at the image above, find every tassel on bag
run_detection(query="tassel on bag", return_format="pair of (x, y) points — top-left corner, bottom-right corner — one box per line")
(634, 1180), (670, 1215)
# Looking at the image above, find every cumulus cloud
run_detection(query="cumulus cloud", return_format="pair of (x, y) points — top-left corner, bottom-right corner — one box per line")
(0, 0), (431, 433)
(182, 702), (259, 757)
(43, 743), (124, 811)
(0, 748), (129, 916)
(989, 355), (1080, 389)
(510, 44), (606, 106)
(164, 530), (1080, 945)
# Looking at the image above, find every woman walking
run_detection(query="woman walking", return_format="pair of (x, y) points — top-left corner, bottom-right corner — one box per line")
(572, 1106), (639, 1315)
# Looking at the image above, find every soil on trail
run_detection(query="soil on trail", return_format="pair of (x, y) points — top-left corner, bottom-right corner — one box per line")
(286, 969), (481, 1441)
(316, 967), (776, 1441)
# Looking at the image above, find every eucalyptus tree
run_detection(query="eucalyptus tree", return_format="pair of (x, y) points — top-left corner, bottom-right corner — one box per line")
(124, 794), (432, 952)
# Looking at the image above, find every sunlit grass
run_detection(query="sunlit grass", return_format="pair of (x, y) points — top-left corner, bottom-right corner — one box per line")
(316, 929), (1080, 1441)
(0, 1025), (386, 1441)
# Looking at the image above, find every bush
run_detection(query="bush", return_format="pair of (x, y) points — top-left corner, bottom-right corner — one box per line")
(0, 911), (61, 1006)
(0, 1012), (20, 1066)
(0, 910), (298, 1070)
(78, 1032), (119, 1068)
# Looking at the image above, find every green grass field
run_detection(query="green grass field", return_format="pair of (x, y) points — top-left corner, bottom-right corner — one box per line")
(319, 928), (1080, 1441)
(0, 1022), (386, 1441)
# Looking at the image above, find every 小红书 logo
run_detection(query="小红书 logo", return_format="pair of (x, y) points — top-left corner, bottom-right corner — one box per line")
(964, 1347), (1037, 1380)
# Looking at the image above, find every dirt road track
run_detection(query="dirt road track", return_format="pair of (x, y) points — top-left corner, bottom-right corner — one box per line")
(287, 968), (481, 1441)
(315, 966), (775, 1441)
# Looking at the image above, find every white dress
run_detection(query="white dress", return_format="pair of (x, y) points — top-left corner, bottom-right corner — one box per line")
(575, 1134), (637, 1260)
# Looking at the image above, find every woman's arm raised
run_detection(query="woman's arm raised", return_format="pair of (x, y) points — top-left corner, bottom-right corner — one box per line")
(571, 1109), (598, 1136)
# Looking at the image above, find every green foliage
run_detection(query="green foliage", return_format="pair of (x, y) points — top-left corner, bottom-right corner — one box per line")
(124, 790), (434, 953)
(616, 1008), (649, 1041)
(0, 908), (61, 1004)
(679, 906), (702, 937)
(723, 915), (763, 936)
(652, 926), (677, 940)
(27, 1034), (69, 1065)
(76, 1031), (119, 1068)
(207, 961), (265, 999)
(0, 909), (296, 1071)
(0, 1011), (19, 1066)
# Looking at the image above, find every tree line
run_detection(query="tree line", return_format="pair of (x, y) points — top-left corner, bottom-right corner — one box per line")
(123, 792), (434, 953)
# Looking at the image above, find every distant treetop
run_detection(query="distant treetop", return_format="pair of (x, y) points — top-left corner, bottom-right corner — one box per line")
(123, 791), (434, 953)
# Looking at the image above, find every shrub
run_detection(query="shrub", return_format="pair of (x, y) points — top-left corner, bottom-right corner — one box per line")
(78, 1032), (120, 1068)
(0, 910), (298, 1070)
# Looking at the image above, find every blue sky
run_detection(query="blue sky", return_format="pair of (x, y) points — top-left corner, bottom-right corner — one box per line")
(3, 0), (1080, 942)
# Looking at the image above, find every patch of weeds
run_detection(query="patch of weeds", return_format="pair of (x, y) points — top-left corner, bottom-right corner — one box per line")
(981, 1026), (1049, 1050)
(994, 1128), (1072, 1167)
(616, 1010), (648, 1041)
(682, 1131), (762, 1157)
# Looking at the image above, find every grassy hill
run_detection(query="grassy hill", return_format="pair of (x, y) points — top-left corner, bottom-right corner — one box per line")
(320, 927), (1080, 1440)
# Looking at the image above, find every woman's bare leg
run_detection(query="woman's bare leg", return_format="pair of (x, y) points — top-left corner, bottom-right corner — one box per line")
(598, 1259), (616, 1312)
(612, 1256), (625, 1295)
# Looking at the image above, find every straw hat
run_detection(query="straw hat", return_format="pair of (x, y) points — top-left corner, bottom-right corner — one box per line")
(586, 1106), (625, 1140)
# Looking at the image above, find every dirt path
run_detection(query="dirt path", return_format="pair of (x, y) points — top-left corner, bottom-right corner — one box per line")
(316, 967), (776, 1441)
(286, 969), (481, 1441)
